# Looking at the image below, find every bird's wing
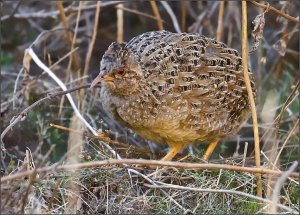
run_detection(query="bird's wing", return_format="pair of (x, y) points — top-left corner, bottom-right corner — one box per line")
(127, 31), (255, 134)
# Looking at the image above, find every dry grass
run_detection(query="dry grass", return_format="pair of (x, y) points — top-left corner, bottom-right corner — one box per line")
(1, 1), (299, 214)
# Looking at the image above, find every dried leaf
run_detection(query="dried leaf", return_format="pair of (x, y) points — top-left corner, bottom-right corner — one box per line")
(249, 13), (265, 54)
(273, 39), (287, 56)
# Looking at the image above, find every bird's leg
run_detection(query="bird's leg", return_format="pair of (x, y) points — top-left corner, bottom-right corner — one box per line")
(161, 144), (184, 161)
(202, 139), (219, 161)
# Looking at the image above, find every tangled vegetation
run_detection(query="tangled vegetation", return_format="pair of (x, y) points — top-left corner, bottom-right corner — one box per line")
(1, 1), (299, 214)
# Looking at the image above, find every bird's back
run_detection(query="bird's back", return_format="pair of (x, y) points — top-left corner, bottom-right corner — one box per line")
(126, 31), (255, 139)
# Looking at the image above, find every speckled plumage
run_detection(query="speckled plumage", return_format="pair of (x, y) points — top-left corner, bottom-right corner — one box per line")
(91, 30), (256, 160)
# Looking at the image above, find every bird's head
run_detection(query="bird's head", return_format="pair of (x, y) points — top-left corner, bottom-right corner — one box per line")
(90, 42), (143, 95)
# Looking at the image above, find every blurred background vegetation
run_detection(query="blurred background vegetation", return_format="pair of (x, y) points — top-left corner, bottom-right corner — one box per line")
(1, 1), (299, 214)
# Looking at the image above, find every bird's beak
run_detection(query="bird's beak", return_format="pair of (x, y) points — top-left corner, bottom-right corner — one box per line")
(90, 75), (114, 88)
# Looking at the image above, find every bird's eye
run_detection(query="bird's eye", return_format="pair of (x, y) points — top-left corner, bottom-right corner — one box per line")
(117, 69), (125, 76)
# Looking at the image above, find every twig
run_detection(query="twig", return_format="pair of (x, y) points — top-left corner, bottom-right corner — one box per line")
(6, 0), (22, 20)
(273, 118), (299, 168)
(186, 1), (197, 20)
(261, 151), (298, 185)
(56, 1), (80, 70)
(49, 178), (63, 209)
(129, 168), (189, 212)
(265, 81), (299, 196)
(57, 4), (75, 114)
(80, 1), (101, 108)
(241, 1), (263, 198)
(61, 1), (83, 116)
(115, 5), (166, 25)
(242, 142), (248, 167)
(83, 1), (101, 78)
(249, 0), (299, 24)
(161, 186), (190, 212)
(161, 1), (181, 33)
(20, 170), (38, 214)
(181, 0), (186, 32)
(150, 1), (164, 30)
(1, 84), (90, 147)
(48, 48), (80, 79)
(12, 68), (24, 109)
(68, 1), (82, 72)
(50, 123), (96, 139)
(50, 123), (156, 155)
(68, 1), (123, 12)
(1, 47), (120, 160)
(1, 1), (122, 21)
(1, 159), (299, 183)
(274, 80), (299, 146)
(260, 80), (299, 146)
(144, 182), (298, 214)
(216, 1), (225, 41)
(13, 42), (78, 112)
(27, 49), (95, 132)
(270, 161), (298, 213)
(117, 3), (124, 43)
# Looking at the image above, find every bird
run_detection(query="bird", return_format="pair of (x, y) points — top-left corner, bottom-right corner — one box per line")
(91, 30), (256, 161)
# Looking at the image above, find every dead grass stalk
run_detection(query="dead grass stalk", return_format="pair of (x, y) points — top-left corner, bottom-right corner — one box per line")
(150, 1), (164, 30)
(2, 159), (299, 183)
(241, 0), (263, 198)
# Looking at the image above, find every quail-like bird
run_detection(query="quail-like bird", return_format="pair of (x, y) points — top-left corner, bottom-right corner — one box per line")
(91, 31), (255, 161)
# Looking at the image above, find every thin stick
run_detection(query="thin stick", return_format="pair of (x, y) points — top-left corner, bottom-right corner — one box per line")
(274, 80), (299, 146)
(273, 118), (299, 168)
(1, 159), (298, 183)
(115, 5), (166, 24)
(5, 48), (121, 160)
(60, 1), (83, 116)
(117, 3), (124, 43)
(260, 80), (299, 145)
(242, 142), (248, 167)
(56, 1), (80, 70)
(150, 1), (164, 30)
(12, 31), (79, 118)
(50, 123), (96, 139)
(56, 1), (72, 49)
(265, 82), (299, 194)
(1, 1), (122, 21)
(161, 1), (181, 33)
(13, 68), (24, 109)
(6, 0), (22, 20)
(1, 84), (90, 148)
(68, 1), (82, 72)
(270, 161), (298, 213)
(216, 1), (225, 41)
(261, 151), (299, 185)
(249, 0), (299, 24)
(20, 170), (38, 214)
(241, 1), (263, 198)
(83, 1), (101, 78)
(27, 49), (94, 133)
(181, 0), (186, 32)
(50, 123), (156, 155)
